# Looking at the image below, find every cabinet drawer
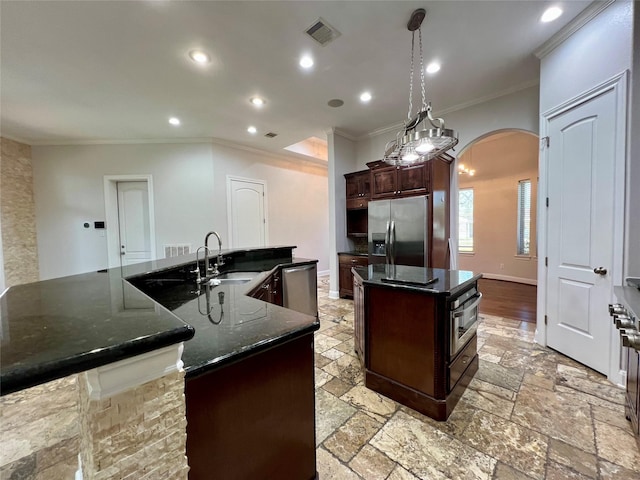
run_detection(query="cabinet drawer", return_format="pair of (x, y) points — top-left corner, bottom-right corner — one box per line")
(346, 198), (369, 210)
(339, 255), (368, 266)
(449, 335), (476, 392)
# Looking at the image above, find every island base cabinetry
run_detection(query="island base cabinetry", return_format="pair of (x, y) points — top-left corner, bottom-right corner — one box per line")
(363, 281), (478, 421)
(185, 333), (317, 480)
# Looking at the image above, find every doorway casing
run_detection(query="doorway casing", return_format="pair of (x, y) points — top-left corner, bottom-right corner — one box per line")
(104, 174), (157, 269)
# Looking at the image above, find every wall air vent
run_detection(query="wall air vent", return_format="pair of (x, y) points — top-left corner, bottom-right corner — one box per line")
(264, 132), (278, 138)
(305, 18), (341, 46)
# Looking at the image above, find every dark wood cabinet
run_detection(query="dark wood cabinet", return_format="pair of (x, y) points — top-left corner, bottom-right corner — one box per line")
(339, 254), (368, 298)
(347, 154), (452, 268)
(346, 170), (371, 210)
(626, 346), (640, 448)
(186, 332), (316, 480)
(353, 272), (365, 364)
(367, 161), (430, 199)
(249, 269), (282, 305)
(363, 279), (478, 421)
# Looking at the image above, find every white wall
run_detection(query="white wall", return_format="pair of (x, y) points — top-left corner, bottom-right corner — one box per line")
(354, 85), (540, 168)
(539, 1), (633, 114)
(32, 142), (329, 280)
(209, 142), (329, 271)
(627, 2), (640, 278)
(536, 0), (633, 383)
(327, 130), (358, 297)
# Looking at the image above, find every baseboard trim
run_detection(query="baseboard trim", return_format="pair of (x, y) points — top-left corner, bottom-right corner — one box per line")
(317, 270), (330, 277)
(482, 274), (537, 286)
(328, 290), (340, 300)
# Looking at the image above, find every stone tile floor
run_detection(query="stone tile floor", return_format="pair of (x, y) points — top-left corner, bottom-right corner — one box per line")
(314, 277), (640, 480)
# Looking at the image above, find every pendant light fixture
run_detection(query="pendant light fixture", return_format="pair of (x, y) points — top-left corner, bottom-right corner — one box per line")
(383, 9), (458, 166)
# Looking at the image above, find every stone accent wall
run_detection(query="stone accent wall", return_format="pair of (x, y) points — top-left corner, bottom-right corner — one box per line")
(0, 376), (80, 479)
(0, 137), (39, 286)
(78, 369), (189, 480)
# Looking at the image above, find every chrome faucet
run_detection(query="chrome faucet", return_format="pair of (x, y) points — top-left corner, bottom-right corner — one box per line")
(204, 231), (224, 278)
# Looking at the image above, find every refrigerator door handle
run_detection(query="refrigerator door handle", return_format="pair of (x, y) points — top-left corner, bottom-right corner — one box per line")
(385, 221), (391, 264)
(390, 220), (396, 266)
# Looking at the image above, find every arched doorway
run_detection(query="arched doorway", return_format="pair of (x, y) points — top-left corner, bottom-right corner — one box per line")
(455, 129), (539, 322)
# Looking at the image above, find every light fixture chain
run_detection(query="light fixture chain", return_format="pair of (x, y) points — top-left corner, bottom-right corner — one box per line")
(407, 30), (415, 120)
(418, 27), (427, 111)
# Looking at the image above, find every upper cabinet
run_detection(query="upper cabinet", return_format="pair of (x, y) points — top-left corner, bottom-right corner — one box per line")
(367, 161), (430, 199)
(345, 170), (371, 210)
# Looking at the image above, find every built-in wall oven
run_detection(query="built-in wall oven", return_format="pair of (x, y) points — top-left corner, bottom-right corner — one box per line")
(450, 287), (482, 359)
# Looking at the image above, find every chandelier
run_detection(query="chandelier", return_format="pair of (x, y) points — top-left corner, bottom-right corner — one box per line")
(383, 9), (458, 166)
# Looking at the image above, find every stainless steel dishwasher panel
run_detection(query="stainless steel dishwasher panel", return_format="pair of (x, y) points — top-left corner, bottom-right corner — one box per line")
(282, 264), (318, 317)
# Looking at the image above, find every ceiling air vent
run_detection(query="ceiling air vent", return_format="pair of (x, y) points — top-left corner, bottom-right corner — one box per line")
(305, 18), (341, 46)
(264, 132), (278, 138)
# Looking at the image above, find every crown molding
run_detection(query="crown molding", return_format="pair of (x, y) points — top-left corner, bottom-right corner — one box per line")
(358, 79), (540, 141)
(20, 137), (214, 146)
(331, 128), (358, 142)
(534, 0), (615, 59)
(210, 136), (328, 168)
(3, 132), (327, 168)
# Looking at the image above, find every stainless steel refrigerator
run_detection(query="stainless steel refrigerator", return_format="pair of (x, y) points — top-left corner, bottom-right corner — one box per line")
(368, 195), (428, 267)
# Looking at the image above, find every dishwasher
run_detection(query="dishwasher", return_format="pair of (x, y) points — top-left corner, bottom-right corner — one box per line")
(282, 263), (318, 318)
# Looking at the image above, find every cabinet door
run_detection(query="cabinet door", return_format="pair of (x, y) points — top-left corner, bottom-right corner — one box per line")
(398, 163), (429, 196)
(270, 271), (282, 306)
(371, 167), (399, 199)
(353, 274), (365, 364)
(339, 264), (354, 298)
(358, 173), (371, 199)
(346, 175), (360, 199)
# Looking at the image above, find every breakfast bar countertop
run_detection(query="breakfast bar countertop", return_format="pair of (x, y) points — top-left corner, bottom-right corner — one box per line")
(0, 246), (319, 394)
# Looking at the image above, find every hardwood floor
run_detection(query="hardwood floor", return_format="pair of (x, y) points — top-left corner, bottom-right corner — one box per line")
(477, 278), (537, 323)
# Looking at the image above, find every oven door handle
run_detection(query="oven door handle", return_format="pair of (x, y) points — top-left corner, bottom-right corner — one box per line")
(452, 293), (483, 317)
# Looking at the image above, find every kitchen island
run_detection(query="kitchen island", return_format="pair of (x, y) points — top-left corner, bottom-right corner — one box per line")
(0, 246), (319, 480)
(353, 264), (481, 421)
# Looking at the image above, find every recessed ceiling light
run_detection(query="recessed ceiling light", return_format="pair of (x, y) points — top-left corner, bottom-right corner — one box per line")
(360, 91), (372, 103)
(189, 50), (210, 64)
(250, 97), (266, 107)
(299, 55), (314, 69)
(247, 126), (257, 134)
(169, 117), (181, 126)
(426, 62), (441, 74)
(541, 6), (562, 23)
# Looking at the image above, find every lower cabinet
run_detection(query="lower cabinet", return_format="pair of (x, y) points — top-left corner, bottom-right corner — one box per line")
(353, 272), (365, 364)
(185, 333), (316, 480)
(363, 281), (478, 421)
(249, 269), (282, 305)
(338, 254), (368, 298)
(626, 345), (640, 448)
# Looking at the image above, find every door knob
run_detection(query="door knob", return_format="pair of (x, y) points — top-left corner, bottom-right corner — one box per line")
(594, 267), (608, 275)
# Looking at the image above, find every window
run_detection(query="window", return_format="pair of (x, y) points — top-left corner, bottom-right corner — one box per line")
(458, 188), (474, 253)
(517, 179), (532, 255)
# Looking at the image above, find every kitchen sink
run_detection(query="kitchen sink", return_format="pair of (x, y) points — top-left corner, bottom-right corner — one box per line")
(208, 271), (261, 286)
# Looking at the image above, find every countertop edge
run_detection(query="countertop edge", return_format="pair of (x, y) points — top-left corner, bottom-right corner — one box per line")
(1, 324), (195, 396)
(353, 266), (482, 296)
(184, 321), (319, 380)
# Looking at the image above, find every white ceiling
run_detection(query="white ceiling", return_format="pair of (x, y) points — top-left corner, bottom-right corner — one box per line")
(1, 1), (593, 158)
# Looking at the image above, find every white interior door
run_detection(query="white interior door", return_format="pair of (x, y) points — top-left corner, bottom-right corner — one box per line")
(545, 86), (620, 374)
(117, 181), (151, 266)
(227, 177), (267, 249)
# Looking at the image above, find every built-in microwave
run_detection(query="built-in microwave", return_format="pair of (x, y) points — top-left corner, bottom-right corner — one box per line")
(449, 287), (482, 359)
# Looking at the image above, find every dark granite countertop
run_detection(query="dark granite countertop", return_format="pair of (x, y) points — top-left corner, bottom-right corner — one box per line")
(1, 246), (319, 394)
(353, 264), (481, 297)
